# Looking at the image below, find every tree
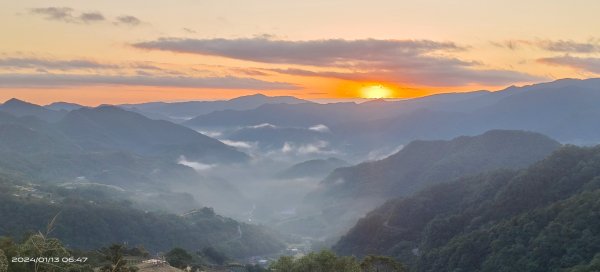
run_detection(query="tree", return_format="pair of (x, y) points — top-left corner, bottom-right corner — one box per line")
(360, 255), (407, 272)
(200, 246), (227, 265)
(0, 249), (7, 272)
(16, 213), (93, 272)
(270, 256), (294, 272)
(269, 250), (361, 272)
(245, 263), (267, 272)
(99, 244), (138, 272)
(165, 248), (193, 269)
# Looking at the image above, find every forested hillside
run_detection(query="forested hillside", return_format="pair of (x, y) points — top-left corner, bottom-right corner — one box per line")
(0, 181), (284, 258)
(335, 145), (600, 271)
(287, 130), (560, 238)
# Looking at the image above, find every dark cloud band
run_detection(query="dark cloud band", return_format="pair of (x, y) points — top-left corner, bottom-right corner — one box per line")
(132, 37), (544, 86)
(133, 38), (462, 66)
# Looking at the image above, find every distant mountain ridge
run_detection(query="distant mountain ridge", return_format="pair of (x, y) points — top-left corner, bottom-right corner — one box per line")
(182, 78), (600, 158)
(122, 93), (310, 121)
(58, 105), (248, 163)
(0, 98), (66, 122)
(276, 157), (349, 179)
(0, 98), (249, 164)
(45, 101), (84, 111)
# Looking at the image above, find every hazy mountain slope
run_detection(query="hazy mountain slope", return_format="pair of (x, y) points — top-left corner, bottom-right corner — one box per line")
(284, 130), (560, 238)
(472, 84), (600, 143)
(184, 102), (358, 129)
(0, 109), (250, 215)
(313, 130), (560, 201)
(45, 102), (84, 111)
(0, 98), (65, 122)
(123, 93), (309, 121)
(276, 158), (350, 179)
(0, 190), (284, 258)
(58, 106), (248, 163)
(183, 92), (490, 129)
(335, 145), (600, 272)
(354, 78), (600, 146)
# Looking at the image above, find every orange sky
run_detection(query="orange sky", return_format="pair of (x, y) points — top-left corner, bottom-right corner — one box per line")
(1, 0), (600, 105)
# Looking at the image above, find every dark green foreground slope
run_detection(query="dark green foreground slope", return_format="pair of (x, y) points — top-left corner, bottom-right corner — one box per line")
(0, 186), (284, 258)
(335, 145), (600, 272)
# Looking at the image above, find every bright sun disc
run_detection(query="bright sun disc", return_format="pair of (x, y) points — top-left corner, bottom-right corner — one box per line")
(361, 85), (392, 99)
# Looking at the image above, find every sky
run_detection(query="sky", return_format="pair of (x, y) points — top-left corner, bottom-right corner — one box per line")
(1, 0), (600, 105)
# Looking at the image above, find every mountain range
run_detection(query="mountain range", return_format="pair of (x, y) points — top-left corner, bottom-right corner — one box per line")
(0, 99), (253, 215)
(121, 93), (309, 122)
(279, 130), (561, 238)
(181, 78), (600, 159)
(275, 157), (349, 180)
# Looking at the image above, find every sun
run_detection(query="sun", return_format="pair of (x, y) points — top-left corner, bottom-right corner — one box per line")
(361, 84), (393, 99)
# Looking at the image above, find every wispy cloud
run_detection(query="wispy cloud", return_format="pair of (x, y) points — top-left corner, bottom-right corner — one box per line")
(114, 15), (141, 26)
(133, 37), (544, 86)
(79, 12), (105, 23)
(308, 124), (330, 133)
(0, 57), (117, 70)
(538, 55), (600, 74)
(178, 156), (215, 171)
(221, 140), (255, 149)
(269, 65), (543, 87)
(281, 141), (335, 155)
(30, 7), (105, 24)
(537, 40), (600, 53)
(29, 6), (140, 26)
(30, 7), (74, 22)
(494, 39), (600, 53)
(0, 73), (298, 89)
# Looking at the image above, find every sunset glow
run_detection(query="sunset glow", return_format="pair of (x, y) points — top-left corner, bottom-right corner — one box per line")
(1, 1), (600, 104)
(361, 85), (393, 99)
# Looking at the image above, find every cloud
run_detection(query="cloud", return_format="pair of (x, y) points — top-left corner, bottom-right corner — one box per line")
(133, 37), (543, 86)
(270, 66), (543, 87)
(133, 37), (462, 66)
(538, 55), (600, 74)
(30, 7), (74, 22)
(281, 141), (335, 155)
(221, 140), (254, 149)
(30, 7), (105, 24)
(308, 124), (330, 133)
(537, 40), (600, 53)
(247, 123), (277, 129)
(367, 145), (404, 161)
(230, 67), (269, 76)
(178, 156), (214, 171)
(182, 28), (197, 34)
(490, 40), (529, 51)
(494, 39), (600, 54)
(115, 15), (141, 26)
(197, 130), (222, 138)
(29, 7), (140, 26)
(0, 73), (299, 89)
(0, 57), (117, 70)
(79, 12), (105, 23)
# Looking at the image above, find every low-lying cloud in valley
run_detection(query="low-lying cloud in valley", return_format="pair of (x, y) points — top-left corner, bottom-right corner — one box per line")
(177, 156), (215, 171)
